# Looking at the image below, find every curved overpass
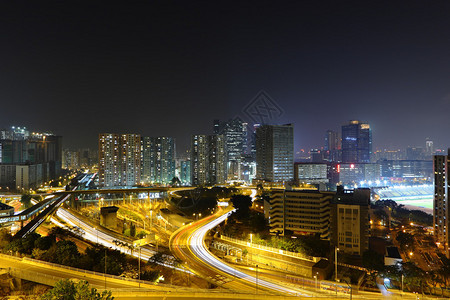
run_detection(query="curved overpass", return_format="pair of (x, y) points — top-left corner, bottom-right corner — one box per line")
(170, 208), (311, 296)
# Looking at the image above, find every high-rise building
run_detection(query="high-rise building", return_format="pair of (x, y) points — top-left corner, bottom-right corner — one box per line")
(190, 134), (227, 186)
(0, 127), (62, 190)
(330, 187), (370, 255)
(341, 120), (371, 163)
(426, 139), (434, 156)
(99, 133), (141, 187)
(324, 130), (341, 162)
(214, 118), (248, 180)
(141, 137), (175, 185)
(406, 147), (424, 160)
(180, 160), (191, 185)
(256, 124), (294, 183)
(434, 153), (450, 257)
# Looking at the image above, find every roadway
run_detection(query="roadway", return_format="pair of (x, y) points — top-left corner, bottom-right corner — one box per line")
(170, 208), (313, 296)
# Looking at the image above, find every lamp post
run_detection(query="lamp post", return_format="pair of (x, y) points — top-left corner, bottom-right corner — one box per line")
(335, 247), (339, 282)
(104, 248), (107, 289)
(250, 233), (253, 244)
(255, 264), (258, 294)
(150, 210), (153, 229)
(401, 274), (404, 295)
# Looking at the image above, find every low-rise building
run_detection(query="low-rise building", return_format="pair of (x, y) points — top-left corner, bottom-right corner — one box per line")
(268, 189), (334, 239)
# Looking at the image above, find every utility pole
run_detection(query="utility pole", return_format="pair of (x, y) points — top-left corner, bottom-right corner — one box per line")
(104, 249), (107, 289)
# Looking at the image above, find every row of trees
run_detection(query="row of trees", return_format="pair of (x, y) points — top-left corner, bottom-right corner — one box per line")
(40, 279), (113, 300)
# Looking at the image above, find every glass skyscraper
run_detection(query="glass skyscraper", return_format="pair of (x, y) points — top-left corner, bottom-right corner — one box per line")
(256, 124), (294, 183)
(341, 120), (372, 163)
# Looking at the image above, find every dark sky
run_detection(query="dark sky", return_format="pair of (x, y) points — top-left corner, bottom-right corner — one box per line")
(1, 1), (450, 153)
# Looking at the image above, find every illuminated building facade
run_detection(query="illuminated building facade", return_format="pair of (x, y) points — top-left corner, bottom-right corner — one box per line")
(191, 134), (227, 185)
(330, 187), (370, 255)
(141, 136), (175, 185)
(99, 133), (141, 187)
(434, 153), (450, 257)
(256, 124), (294, 183)
(213, 118), (248, 180)
(341, 120), (371, 163)
(0, 127), (62, 190)
(269, 189), (333, 238)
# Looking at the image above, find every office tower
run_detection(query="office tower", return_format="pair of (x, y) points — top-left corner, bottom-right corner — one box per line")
(341, 120), (371, 163)
(213, 119), (221, 135)
(325, 130), (341, 162)
(190, 134), (227, 185)
(406, 147), (424, 160)
(214, 118), (248, 180)
(330, 187), (370, 255)
(269, 189), (334, 238)
(434, 153), (450, 257)
(325, 130), (340, 151)
(99, 133), (141, 187)
(180, 160), (191, 185)
(310, 149), (324, 163)
(256, 124), (294, 183)
(141, 137), (175, 185)
(426, 139), (434, 156)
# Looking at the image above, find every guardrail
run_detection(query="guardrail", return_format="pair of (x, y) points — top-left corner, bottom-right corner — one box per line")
(0, 252), (178, 289)
(220, 235), (317, 262)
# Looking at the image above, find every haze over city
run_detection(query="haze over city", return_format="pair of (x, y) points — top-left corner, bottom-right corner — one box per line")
(1, 2), (450, 299)
(1, 1), (450, 151)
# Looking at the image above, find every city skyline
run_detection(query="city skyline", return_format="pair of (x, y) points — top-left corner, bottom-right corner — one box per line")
(1, 2), (450, 152)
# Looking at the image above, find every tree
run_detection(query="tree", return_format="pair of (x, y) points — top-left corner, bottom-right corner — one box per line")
(43, 240), (80, 267)
(39, 279), (113, 300)
(20, 194), (32, 209)
(362, 249), (385, 272)
(170, 177), (181, 187)
(396, 232), (415, 251)
(230, 195), (252, 219)
(147, 251), (166, 268)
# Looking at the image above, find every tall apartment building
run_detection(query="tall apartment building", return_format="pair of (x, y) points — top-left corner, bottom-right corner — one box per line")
(434, 153), (449, 257)
(256, 124), (294, 183)
(141, 137), (175, 185)
(330, 187), (370, 255)
(190, 134), (226, 186)
(268, 189), (334, 238)
(99, 133), (141, 187)
(341, 120), (371, 163)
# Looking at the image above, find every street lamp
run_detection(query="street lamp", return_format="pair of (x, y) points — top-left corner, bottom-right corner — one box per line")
(314, 275), (317, 289)
(250, 233), (253, 244)
(134, 243), (141, 288)
(335, 247), (339, 282)
(150, 210), (153, 229)
(255, 264), (258, 294)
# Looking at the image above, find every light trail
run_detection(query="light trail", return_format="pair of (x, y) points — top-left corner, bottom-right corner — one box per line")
(186, 209), (311, 296)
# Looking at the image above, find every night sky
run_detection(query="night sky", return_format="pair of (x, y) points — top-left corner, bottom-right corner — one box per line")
(1, 1), (450, 153)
